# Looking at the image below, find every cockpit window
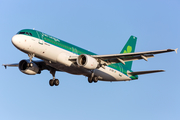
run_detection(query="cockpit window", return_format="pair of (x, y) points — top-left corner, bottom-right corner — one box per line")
(25, 32), (29, 35)
(17, 30), (34, 37)
(19, 32), (25, 34)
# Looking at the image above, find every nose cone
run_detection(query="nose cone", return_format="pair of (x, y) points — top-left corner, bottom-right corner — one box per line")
(12, 35), (20, 48)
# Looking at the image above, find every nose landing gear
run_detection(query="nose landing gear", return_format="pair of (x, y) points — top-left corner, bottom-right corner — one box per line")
(27, 53), (35, 67)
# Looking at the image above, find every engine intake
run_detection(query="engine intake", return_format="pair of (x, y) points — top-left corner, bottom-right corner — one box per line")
(19, 60), (40, 75)
(77, 54), (98, 69)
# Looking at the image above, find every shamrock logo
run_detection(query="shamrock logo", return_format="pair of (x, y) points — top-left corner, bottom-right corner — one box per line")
(123, 45), (132, 53)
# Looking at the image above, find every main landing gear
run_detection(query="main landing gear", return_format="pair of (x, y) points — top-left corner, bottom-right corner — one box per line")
(49, 79), (59, 86)
(88, 76), (98, 83)
(49, 70), (59, 86)
(88, 70), (98, 83)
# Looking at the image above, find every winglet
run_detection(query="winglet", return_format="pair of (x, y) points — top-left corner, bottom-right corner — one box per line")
(175, 48), (178, 54)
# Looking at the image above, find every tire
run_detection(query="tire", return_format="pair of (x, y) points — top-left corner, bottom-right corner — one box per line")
(30, 63), (33, 67)
(54, 79), (59, 86)
(93, 77), (98, 83)
(49, 79), (54, 86)
(88, 77), (93, 83)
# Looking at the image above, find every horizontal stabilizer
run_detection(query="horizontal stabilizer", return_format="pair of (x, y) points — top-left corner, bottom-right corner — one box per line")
(129, 70), (165, 75)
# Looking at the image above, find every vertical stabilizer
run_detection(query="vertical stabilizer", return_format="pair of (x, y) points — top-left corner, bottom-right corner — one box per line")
(120, 36), (137, 70)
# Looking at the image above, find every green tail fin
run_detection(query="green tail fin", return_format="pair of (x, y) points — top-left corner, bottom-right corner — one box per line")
(120, 36), (137, 70)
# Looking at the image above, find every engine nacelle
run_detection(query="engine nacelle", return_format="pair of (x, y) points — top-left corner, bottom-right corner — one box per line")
(18, 60), (40, 75)
(77, 54), (98, 69)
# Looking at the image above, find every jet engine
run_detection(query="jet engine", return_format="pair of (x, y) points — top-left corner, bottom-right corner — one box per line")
(18, 60), (40, 75)
(77, 54), (98, 69)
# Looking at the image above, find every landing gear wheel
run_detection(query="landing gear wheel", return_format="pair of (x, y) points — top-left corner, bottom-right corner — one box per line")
(49, 79), (54, 86)
(88, 77), (93, 83)
(49, 69), (59, 87)
(93, 77), (98, 83)
(54, 79), (59, 86)
(27, 63), (31, 67)
(27, 63), (33, 67)
(30, 63), (33, 67)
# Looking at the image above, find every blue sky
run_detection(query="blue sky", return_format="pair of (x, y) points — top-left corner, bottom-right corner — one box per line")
(0, 0), (179, 120)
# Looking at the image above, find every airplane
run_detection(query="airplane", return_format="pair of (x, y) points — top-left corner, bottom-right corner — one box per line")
(3, 29), (178, 86)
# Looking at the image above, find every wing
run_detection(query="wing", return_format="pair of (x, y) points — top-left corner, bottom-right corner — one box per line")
(92, 48), (177, 65)
(2, 63), (18, 68)
(3, 60), (50, 71)
(69, 48), (177, 65)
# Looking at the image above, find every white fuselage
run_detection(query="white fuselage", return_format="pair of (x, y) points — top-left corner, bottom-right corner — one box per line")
(12, 34), (131, 81)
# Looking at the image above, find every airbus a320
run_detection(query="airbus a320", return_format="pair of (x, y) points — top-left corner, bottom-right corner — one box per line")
(3, 29), (178, 86)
